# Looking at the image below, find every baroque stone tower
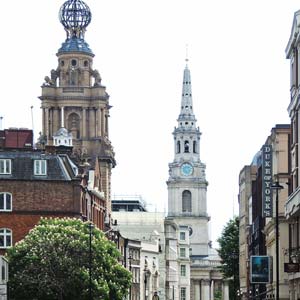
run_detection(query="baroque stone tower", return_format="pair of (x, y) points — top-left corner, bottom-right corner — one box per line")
(165, 60), (225, 300)
(39, 0), (115, 217)
(167, 60), (209, 255)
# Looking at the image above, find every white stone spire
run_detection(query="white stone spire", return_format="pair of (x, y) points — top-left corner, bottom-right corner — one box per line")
(172, 61), (201, 163)
(177, 62), (197, 129)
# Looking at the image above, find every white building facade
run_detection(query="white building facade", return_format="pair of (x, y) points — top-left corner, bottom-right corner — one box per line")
(165, 61), (227, 300)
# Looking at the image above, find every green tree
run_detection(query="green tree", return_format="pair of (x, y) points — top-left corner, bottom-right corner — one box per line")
(6, 218), (131, 300)
(217, 216), (239, 300)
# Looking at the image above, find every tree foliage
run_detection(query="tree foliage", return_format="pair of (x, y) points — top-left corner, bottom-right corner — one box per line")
(6, 218), (131, 300)
(217, 216), (239, 300)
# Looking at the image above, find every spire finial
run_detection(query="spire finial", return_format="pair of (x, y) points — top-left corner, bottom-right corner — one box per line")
(185, 44), (189, 65)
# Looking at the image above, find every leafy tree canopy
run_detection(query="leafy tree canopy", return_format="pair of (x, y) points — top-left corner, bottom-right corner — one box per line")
(217, 216), (239, 299)
(6, 218), (131, 300)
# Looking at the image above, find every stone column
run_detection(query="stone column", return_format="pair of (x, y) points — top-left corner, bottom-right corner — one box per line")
(89, 108), (96, 138)
(194, 280), (200, 300)
(222, 280), (229, 300)
(201, 280), (210, 300)
(210, 280), (214, 299)
(45, 108), (49, 139)
(82, 108), (87, 139)
(101, 108), (105, 136)
(96, 108), (101, 137)
(49, 108), (53, 137)
(53, 107), (60, 134)
(42, 108), (45, 135)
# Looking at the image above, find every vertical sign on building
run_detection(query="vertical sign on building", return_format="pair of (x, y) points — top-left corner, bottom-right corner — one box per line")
(262, 145), (272, 217)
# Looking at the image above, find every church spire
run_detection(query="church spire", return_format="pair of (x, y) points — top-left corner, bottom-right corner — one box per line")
(177, 60), (197, 129)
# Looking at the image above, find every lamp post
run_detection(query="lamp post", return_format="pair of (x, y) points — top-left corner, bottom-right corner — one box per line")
(271, 180), (283, 300)
(88, 222), (94, 300)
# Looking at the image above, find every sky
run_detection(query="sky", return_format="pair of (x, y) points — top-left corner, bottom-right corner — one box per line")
(0, 0), (299, 246)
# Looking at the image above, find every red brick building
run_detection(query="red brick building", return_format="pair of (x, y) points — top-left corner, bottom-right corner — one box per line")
(0, 129), (110, 255)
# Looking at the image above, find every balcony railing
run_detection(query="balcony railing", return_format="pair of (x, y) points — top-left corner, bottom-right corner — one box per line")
(62, 87), (84, 93)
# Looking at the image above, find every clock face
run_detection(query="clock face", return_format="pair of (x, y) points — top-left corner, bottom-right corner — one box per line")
(181, 163), (193, 176)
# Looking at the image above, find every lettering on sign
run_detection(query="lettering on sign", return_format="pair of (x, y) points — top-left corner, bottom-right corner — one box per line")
(262, 145), (272, 217)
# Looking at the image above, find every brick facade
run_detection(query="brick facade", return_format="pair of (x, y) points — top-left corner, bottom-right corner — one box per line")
(0, 176), (82, 255)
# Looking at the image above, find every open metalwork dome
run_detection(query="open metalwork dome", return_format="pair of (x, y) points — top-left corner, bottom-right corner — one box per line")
(59, 0), (92, 38)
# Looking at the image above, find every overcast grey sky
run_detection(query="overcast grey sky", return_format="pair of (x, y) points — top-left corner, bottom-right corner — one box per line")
(0, 0), (299, 245)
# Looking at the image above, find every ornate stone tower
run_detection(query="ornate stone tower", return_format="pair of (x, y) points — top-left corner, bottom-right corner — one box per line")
(39, 0), (115, 218)
(165, 61), (224, 300)
(167, 59), (209, 255)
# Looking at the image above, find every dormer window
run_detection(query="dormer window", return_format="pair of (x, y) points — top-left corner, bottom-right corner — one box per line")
(34, 160), (47, 176)
(0, 159), (11, 175)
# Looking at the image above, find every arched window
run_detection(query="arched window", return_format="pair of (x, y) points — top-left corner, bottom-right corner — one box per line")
(177, 141), (181, 153)
(0, 193), (12, 211)
(0, 228), (12, 248)
(182, 190), (192, 213)
(67, 113), (80, 138)
(184, 140), (189, 153)
(193, 141), (197, 153)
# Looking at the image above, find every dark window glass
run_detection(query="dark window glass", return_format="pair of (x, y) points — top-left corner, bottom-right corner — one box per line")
(6, 194), (11, 210)
(0, 194), (3, 210)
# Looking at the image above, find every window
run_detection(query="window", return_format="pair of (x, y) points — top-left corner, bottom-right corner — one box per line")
(180, 265), (186, 276)
(184, 140), (189, 153)
(180, 287), (186, 300)
(0, 193), (12, 211)
(34, 160), (47, 176)
(68, 113), (80, 138)
(182, 190), (192, 213)
(0, 159), (11, 174)
(133, 268), (140, 283)
(180, 232), (186, 241)
(0, 229), (12, 248)
(71, 59), (77, 67)
(180, 248), (186, 258)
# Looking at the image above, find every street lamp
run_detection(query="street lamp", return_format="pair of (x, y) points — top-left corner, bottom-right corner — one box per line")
(271, 180), (284, 300)
(88, 222), (94, 300)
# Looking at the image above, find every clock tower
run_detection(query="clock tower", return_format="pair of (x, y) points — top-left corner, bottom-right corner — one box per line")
(167, 60), (209, 254)
(165, 60), (220, 300)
